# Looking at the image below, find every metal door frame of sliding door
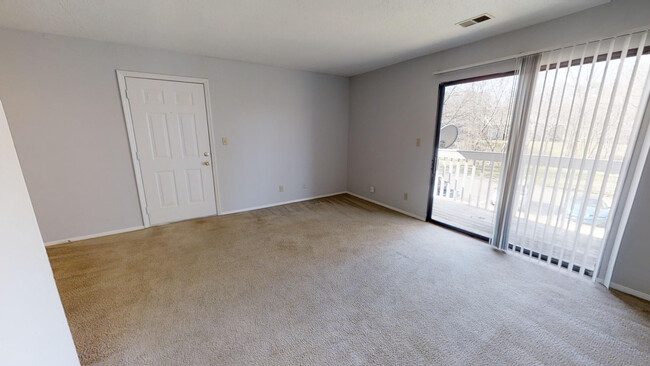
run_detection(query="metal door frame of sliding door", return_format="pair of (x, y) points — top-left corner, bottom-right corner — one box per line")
(426, 71), (516, 242)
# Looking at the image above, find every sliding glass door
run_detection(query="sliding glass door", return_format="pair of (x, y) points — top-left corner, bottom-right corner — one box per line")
(429, 30), (650, 278)
(429, 72), (517, 239)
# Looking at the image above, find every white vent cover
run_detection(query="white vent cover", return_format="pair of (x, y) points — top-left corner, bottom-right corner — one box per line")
(456, 13), (493, 28)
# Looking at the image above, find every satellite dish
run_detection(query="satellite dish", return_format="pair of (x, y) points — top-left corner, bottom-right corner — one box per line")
(439, 125), (458, 149)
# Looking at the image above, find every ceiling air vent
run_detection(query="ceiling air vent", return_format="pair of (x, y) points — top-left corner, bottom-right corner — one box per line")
(457, 13), (493, 28)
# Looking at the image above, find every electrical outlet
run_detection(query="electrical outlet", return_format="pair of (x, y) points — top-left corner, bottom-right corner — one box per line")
(416, 138), (421, 147)
(279, 185), (284, 192)
(369, 185), (375, 193)
(222, 137), (228, 145)
(404, 192), (408, 200)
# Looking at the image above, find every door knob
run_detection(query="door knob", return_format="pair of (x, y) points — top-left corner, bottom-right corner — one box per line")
(204, 152), (210, 157)
(203, 161), (211, 166)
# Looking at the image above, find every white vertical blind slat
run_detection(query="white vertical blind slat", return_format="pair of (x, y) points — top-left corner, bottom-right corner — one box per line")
(490, 54), (540, 250)
(512, 52), (555, 242)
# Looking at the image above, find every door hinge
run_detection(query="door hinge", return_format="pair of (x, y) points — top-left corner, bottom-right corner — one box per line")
(125, 89), (131, 100)
(135, 151), (142, 160)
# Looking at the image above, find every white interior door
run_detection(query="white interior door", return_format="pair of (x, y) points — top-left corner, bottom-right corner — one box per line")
(125, 77), (216, 225)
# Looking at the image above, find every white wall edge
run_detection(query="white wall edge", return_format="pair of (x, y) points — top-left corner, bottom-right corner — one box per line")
(345, 191), (425, 221)
(45, 226), (145, 247)
(220, 192), (348, 215)
(609, 282), (650, 302)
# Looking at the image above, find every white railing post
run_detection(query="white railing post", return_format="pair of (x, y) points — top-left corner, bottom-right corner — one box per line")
(442, 158), (446, 197)
(477, 160), (486, 208)
(462, 160), (468, 202)
(455, 159), (461, 200)
(485, 158), (496, 210)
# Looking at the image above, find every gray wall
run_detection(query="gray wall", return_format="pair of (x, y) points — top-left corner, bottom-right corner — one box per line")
(0, 28), (349, 242)
(0, 100), (79, 365)
(348, 0), (650, 293)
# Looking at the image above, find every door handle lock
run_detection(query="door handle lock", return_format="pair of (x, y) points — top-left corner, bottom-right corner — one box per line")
(203, 161), (211, 166)
(204, 152), (210, 157)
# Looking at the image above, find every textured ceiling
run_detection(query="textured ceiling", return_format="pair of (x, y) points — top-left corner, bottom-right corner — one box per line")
(0, 0), (609, 76)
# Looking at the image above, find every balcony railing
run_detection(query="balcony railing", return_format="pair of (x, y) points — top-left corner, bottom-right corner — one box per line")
(433, 149), (623, 213)
(434, 150), (504, 211)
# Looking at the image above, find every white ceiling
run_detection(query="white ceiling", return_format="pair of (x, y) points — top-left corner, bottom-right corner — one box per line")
(0, 0), (609, 76)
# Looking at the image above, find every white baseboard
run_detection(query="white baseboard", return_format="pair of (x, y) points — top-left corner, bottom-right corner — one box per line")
(44, 226), (145, 247)
(609, 282), (650, 302)
(345, 191), (425, 221)
(219, 191), (348, 215)
(44, 191), (424, 246)
(45, 193), (348, 246)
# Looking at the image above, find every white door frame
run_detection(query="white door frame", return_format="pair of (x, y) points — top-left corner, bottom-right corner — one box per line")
(116, 70), (222, 228)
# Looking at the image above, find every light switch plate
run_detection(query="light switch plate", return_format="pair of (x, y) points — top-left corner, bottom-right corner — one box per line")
(222, 137), (228, 145)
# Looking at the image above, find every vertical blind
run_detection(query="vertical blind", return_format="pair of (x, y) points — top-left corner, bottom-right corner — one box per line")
(491, 55), (540, 251)
(504, 31), (650, 277)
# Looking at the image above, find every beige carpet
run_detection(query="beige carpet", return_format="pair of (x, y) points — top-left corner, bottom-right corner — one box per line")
(47, 194), (650, 365)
